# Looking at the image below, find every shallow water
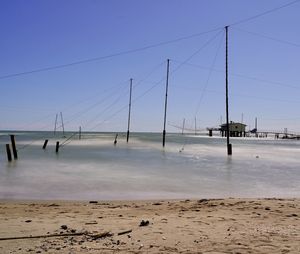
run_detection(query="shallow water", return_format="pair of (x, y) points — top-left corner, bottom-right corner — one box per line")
(0, 131), (299, 200)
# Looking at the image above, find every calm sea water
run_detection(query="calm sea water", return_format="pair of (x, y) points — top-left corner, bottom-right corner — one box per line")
(0, 131), (299, 200)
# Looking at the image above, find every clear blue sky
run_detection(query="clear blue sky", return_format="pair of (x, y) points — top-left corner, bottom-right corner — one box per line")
(1, 0), (300, 132)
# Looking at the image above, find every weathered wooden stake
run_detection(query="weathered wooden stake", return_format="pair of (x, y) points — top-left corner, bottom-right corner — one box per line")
(114, 134), (118, 145)
(162, 59), (170, 147)
(42, 140), (49, 149)
(55, 141), (59, 153)
(79, 126), (82, 140)
(6, 144), (12, 162)
(10, 135), (18, 160)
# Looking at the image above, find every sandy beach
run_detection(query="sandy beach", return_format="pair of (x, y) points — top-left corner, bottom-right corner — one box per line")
(0, 198), (299, 253)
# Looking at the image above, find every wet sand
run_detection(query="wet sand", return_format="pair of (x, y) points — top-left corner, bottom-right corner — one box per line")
(0, 198), (299, 253)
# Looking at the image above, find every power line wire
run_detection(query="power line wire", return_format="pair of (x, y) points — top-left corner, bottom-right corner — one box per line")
(0, 28), (220, 81)
(0, 0), (299, 81)
(129, 31), (223, 107)
(170, 31), (223, 75)
(5, 80), (130, 133)
(229, 91), (300, 104)
(59, 79), (129, 113)
(171, 60), (300, 90)
(75, 61), (165, 129)
(132, 61), (166, 89)
(171, 86), (300, 104)
(83, 86), (129, 128)
(232, 27), (300, 48)
(261, 117), (300, 121)
(229, 0), (300, 26)
(61, 82), (129, 127)
(87, 31), (223, 131)
(194, 30), (225, 116)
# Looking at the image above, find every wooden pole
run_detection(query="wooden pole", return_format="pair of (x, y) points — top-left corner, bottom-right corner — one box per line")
(114, 134), (118, 145)
(79, 126), (82, 140)
(255, 117), (258, 137)
(194, 117), (197, 135)
(182, 118), (185, 135)
(126, 78), (133, 143)
(10, 135), (18, 160)
(54, 113), (58, 136)
(225, 26), (232, 155)
(60, 112), (65, 136)
(6, 144), (12, 162)
(55, 141), (59, 153)
(162, 59), (170, 147)
(42, 140), (48, 149)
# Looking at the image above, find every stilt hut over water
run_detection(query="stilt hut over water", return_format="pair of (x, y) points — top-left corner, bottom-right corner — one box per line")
(220, 121), (246, 137)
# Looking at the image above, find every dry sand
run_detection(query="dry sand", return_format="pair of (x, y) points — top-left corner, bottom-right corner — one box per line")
(0, 198), (299, 253)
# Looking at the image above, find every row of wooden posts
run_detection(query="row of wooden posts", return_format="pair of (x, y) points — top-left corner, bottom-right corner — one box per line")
(42, 140), (59, 152)
(42, 139), (60, 152)
(5, 137), (58, 162)
(5, 136), (64, 162)
(5, 127), (83, 162)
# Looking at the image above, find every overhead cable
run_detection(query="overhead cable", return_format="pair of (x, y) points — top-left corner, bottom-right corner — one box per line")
(87, 31), (223, 131)
(170, 60), (300, 90)
(194, 30), (225, 116)
(229, 0), (300, 26)
(0, 28), (220, 80)
(232, 27), (300, 48)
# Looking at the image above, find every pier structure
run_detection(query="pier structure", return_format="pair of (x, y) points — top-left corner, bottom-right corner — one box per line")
(206, 126), (300, 139)
(220, 122), (246, 137)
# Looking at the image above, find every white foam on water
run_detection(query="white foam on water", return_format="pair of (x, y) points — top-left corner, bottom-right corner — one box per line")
(0, 132), (299, 200)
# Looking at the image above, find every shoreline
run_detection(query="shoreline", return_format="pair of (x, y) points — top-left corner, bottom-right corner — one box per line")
(0, 198), (299, 253)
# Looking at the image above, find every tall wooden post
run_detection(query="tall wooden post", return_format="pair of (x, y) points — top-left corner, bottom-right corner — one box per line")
(126, 78), (133, 143)
(54, 113), (58, 136)
(60, 112), (65, 136)
(79, 126), (82, 140)
(114, 134), (118, 145)
(162, 59), (170, 147)
(10, 135), (18, 160)
(182, 118), (185, 135)
(55, 141), (60, 153)
(225, 26), (232, 155)
(255, 117), (258, 137)
(42, 139), (48, 149)
(194, 117), (197, 135)
(6, 144), (12, 162)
